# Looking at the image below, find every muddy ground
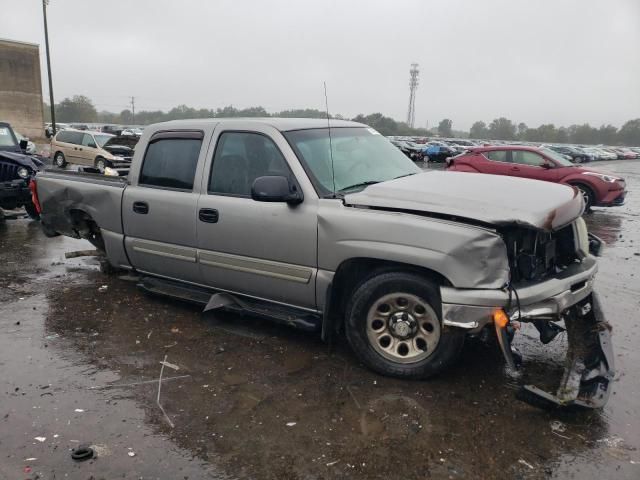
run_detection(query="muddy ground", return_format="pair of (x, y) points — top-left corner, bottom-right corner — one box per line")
(1, 160), (638, 479)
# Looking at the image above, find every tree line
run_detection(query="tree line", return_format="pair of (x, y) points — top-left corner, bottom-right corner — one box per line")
(468, 117), (640, 146)
(44, 95), (640, 146)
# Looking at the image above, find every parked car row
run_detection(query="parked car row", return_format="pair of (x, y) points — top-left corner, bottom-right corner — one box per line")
(45, 123), (145, 138)
(388, 135), (640, 164)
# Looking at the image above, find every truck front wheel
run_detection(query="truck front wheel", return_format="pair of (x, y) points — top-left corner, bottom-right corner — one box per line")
(345, 271), (464, 379)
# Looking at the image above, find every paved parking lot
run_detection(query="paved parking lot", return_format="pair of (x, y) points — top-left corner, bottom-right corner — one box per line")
(1, 160), (638, 479)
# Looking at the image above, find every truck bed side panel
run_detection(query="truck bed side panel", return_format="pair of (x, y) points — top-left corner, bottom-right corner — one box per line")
(37, 170), (129, 267)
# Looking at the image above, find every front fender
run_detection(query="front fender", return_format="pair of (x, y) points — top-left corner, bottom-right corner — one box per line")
(318, 200), (510, 289)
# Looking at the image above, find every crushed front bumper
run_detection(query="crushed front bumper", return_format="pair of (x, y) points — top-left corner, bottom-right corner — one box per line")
(440, 254), (615, 409)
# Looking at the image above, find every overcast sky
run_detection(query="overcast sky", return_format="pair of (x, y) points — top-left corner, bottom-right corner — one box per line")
(2, 0), (639, 130)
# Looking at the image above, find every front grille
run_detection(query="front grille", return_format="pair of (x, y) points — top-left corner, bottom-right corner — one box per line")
(0, 161), (19, 181)
(502, 224), (577, 283)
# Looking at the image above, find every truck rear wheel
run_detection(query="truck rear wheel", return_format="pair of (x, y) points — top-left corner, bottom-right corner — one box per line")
(345, 271), (464, 379)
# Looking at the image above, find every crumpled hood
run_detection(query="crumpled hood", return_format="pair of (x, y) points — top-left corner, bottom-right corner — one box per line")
(344, 171), (583, 231)
(0, 151), (43, 170)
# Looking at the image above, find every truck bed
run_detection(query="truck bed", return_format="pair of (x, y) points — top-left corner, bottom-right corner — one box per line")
(36, 168), (128, 238)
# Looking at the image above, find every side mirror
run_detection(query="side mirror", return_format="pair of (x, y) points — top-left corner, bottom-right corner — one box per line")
(88, 142), (97, 149)
(251, 176), (303, 205)
(541, 162), (552, 169)
(19, 139), (28, 151)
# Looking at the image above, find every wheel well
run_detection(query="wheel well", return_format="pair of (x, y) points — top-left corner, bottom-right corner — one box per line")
(567, 181), (594, 195)
(68, 209), (105, 250)
(322, 258), (450, 340)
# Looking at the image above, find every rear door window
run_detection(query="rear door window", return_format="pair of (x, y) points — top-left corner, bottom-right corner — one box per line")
(486, 150), (509, 162)
(139, 136), (203, 190)
(512, 150), (545, 166)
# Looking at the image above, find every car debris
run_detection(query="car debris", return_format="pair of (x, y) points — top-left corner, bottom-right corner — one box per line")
(71, 445), (94, 461)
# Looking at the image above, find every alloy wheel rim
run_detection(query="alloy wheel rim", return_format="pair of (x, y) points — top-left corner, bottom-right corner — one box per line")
(366, 292), (441, 364)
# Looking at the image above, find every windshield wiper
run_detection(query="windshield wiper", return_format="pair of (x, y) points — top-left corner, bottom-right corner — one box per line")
(337, 180), (381, 193)
(392, 172), (417, 180)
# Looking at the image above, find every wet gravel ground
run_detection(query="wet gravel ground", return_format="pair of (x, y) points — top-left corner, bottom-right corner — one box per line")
(1, 160), (638, 479)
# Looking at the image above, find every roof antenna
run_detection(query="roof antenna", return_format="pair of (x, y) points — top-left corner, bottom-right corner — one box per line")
(324, 81), (336, 196)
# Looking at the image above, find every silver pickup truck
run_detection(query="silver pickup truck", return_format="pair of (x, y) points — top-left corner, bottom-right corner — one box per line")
(33, 118), (613, 409)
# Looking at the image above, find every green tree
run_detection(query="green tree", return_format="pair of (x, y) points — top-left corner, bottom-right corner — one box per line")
(618, 119), (640, 146)
(488, 117), (516, 140)
(568, 124), (598, 144)
(352, 113), (399, 136)
(517, 122), (528, 139)
(556, 127), (569, 144)
(469, 121), (489, 139)
(277, 108), (328, 119)
(437, 119), (453, 137)
(55, 95), (97, 122)
(597, 124), (618, 145)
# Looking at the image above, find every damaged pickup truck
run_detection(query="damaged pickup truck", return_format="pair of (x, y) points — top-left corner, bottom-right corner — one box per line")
(33, 118), (614, 409)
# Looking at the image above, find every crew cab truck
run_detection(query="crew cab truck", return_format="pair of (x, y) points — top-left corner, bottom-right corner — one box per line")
(34, 118), (613, 409)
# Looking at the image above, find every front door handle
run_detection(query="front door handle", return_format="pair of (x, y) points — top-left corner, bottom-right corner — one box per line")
(199, 208), (219, 223)
(511, 166), (520, 171)
(133, 201), (149, 214)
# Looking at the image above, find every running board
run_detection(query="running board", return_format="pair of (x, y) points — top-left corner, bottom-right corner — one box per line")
(138, 276), (321, 332)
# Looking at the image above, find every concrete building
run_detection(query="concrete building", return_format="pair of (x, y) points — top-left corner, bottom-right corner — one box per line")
(0, 38), (45, 141)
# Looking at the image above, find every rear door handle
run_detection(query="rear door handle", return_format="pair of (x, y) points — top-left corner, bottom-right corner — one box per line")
(133, 201), (149, 214)
(511, 166), (520, 171)
(199, 208), (219, 223)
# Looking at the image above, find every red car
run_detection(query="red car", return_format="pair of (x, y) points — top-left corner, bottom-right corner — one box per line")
(447, 146), (627, 210)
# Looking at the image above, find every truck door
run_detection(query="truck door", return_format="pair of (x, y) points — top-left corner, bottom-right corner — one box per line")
(196, 127), (318, 309)
(122, 130), (205, 284)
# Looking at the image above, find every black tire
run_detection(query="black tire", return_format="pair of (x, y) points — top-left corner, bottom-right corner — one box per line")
(53, 151), (67, 168)
(345, 271), (464, 379)
(24, 201), (40, 220)
(574, 183), (595, 212)
(94, 157), (111, 172)
(98, 257), (119, 275)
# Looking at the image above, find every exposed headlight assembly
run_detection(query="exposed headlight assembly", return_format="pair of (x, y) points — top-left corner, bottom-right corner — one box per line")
(17, 167), (30, 178)
(573, 216), (590, 258)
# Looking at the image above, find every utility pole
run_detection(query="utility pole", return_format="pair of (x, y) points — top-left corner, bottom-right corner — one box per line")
(406, 63), (419, 128)
(131, 96), (135, 124)
(42, 0), (56, 133)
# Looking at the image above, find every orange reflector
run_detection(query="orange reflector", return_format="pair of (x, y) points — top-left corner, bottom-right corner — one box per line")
(493, 309), (509, 328)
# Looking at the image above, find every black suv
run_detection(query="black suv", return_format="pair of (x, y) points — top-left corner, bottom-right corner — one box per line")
(0, 122), (43, 218)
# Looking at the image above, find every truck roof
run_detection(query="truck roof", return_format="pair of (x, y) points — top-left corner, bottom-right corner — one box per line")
(147, 117), (365, 132)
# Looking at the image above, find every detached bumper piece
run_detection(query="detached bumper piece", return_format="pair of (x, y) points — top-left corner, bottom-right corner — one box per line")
(516, 293), (614, 409)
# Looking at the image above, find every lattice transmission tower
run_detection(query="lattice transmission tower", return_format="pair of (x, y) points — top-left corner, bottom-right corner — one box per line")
(406, 63), (419, 128)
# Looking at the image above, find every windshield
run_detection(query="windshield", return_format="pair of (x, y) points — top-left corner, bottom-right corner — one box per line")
(0, 126), (18, 147)
(540, 147), (575, 167)
(95, 134), (113, 148)
(284, 127), (421, 196)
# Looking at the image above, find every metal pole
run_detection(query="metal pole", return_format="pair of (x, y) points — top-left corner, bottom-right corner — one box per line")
(42, 0), (56, 133)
